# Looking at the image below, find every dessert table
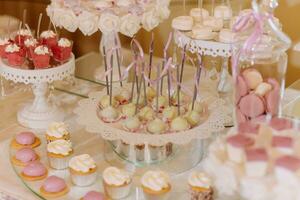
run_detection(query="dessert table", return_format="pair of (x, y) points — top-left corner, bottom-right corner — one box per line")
(0, 49), (298, 199)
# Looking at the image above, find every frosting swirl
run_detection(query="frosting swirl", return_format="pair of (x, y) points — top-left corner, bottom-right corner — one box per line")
(0, 38), (10, 45)
(141, 170), (170, 191)
(5, 44), (20, 53)
(47, 140), (72, 156)
(24, 38), (38, 47)
(58, 38), (72, 47)
(47, 122), (69, 138)
(103, 167), (131, 186)
(34, 46), (49, 55)
(69, 154), (96, 173)
(188, 172), (212, 189)
(17, 29), (32, 36)
(40, 30), (56, 38)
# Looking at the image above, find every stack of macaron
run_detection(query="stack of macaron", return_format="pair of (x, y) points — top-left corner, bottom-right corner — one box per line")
(172, 6), (240, 43)
(0, 26), (72, 68)
(235, 67), (281, 123)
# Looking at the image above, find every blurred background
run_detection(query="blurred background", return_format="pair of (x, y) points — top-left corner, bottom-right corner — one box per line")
(0, 0), (299, 85)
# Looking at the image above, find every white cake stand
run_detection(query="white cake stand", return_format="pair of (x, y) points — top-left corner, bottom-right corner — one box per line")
(174, 30), (232, 93)
(0, 55), (75, 129)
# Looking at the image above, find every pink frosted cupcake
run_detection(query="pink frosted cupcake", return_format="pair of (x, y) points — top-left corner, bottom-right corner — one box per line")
(32, 45), (51, 69)
(24, 38), (38, 60)
(5, 43), (26, 67)
(40, 30), (58, 48)
(40, 175), (69, 198)
(14, 29), (32, 46)
(0, 38), (11, 58)
(11, 131), (41, 150)
(12, 147), (39, 166)
(21, 161), (48, 181)
(81, 191), (107, 200)
(52, 38), (72, 62)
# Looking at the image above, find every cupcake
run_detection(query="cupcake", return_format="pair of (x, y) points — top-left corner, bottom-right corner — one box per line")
(121, 103), (136, 118)
(40, 175), (69, 198)
(102, 167), (132, 199)
(141, 170), (171, 200)
(146, 86), (156, 101)
(11, 131), (41, 150)
(5, 43), (25, 66)
(52, 38), (73, 62)
(170, 116), (190, 132)
(40, 30), (58, 48)
(147, 118), (167, 134)
(99, 95), (118, 109)
(32, 45), (50, 69)
(138, 106), (155, 123)
(21, 161), (47, 181)
(69, 154), (97, 186)
(0, 38), (10, 58)
(81, 191), (107, 200)
(162, 106), (178, 122)
(151, 96), (168, 113)
(115, 89), (131, 105)
(185, 110), (201, 127)
(15, 29), (32, 46)
(188, 172), (213, 200)
(46, 122), (70, 143)
(47, 139), (73, 170)
(100, 106), (120, 123)
(12, 147), (39, 167)
(24, 38), (38, 60)
(123, 116), (141, 132)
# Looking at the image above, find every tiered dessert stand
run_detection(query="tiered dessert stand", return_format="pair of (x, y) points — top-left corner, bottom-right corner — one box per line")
(174, 30), (232, 93)
(0, 55), (75, 129)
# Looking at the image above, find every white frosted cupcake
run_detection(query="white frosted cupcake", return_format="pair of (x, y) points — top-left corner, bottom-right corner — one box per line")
(188, 172), (214, 200)
(141, 170), (171, 200)
(102, 167), (132, 199)
(121, 103), (136, 118)
(47, 140), (73, 170)
(100, 106), (120, 123)
(69, 154), (97, 187)
(46, 122), (70, 143)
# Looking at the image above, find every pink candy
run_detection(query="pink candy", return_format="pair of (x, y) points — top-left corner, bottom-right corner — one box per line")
(15, 147), (37, 163)
(42, 176), (67, 193)
(16, 132), (35, 145)
(83, 191), (106, 200)
(275, 155), (300, 172)
(227, 134), (254, 148)
(245, 148), (268, 161)
(22, 161), (47, 177)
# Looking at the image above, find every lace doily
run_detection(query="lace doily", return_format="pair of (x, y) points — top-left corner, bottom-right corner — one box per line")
(0, 55), (75, 84)
(74, 84), (231, 146)
(174, 30), (232, 57)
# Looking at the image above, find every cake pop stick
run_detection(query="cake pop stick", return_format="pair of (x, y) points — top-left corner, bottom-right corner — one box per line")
(160, 59), (165, 95)
(109, 54), (114, 106)
(51, 19), (58, 35)
(180, 44), (187, 84)
(176, 64), (180, 115)
(22, 9), (27, 29)
(212, 0), (215, 16)
(156, 64), (160, 115)
(102, 46), (110, 95)
(192, 55), (202, 110)
(114, 34), (123, 87)
(18, 22), (22, 44)
(37, 13), (43, 39)
(167, 63), (171, 106)
(135, 64), (144, 114)
(7, 17), (10, 39)
(148, 32), (154, 86)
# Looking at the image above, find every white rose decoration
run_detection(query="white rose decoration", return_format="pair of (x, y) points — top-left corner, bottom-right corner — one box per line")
(78, 11), (99, 36)
(142, 10), (160, 32)
(155, 6), (170, 21)
(53, 8), (78, 32)
(98, 12), (120, 34)
(120, 14), (141, 37)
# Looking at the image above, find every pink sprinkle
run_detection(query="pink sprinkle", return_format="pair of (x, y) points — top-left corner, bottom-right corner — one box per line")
(245, 148), (268, 161)
(272, 136), (293, 148)
(275, 155), (300, 172)
(227, 134), (254, 148)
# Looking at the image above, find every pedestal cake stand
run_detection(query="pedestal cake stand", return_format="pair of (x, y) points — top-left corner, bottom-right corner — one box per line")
(0, 55), (75, 129)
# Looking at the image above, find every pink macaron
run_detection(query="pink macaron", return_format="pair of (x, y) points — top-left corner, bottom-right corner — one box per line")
(15, 147), (38, 163)
(242, 68), (263, 90)
(83, 191), (106, 200)
(227, 134), (254, 148)
(245, 148), (268, 162)
(22, 161), (47, 177)
(239, 93), (265, 118)
(269, 117), (293, 131)
(42, 176), (67, 193)
(15, 132), (36, 145)
(237, 75), (249, 97)
(236, 108), (247, 123)
(265, 88), (280, 116)
(275, 155), (300, 172)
